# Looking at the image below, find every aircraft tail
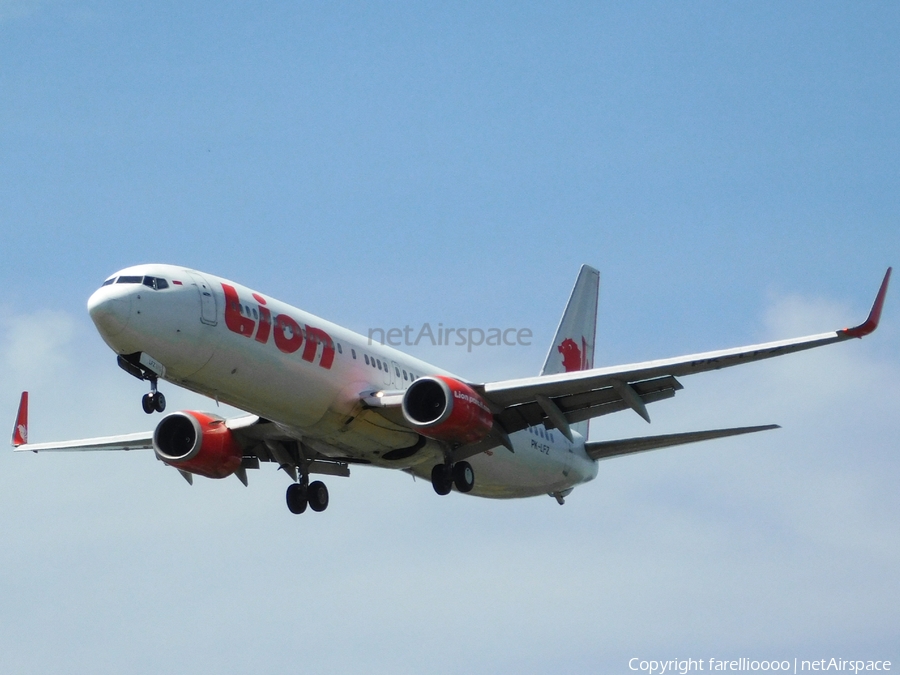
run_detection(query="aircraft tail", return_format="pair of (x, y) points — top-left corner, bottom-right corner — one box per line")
(541, 265), (600, 438)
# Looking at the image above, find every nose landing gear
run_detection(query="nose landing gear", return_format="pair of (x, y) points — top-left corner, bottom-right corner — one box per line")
(117, 353), (167, 414)
(141, 377), (166, 414)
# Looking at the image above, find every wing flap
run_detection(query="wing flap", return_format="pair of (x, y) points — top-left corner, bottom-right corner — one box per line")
(484, 331), (845, 407)
(493, 376), (682, 434)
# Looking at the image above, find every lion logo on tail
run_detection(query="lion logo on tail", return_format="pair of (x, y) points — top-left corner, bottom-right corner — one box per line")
(558, 336), (589, 372)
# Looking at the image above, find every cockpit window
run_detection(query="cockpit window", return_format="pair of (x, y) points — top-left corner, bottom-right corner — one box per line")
(117, 276), (142, 284)
(142, 276), (169, 290)
(101, 278), (116, 286)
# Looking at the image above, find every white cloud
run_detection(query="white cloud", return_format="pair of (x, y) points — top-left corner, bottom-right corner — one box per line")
(1, 310), (76, 382)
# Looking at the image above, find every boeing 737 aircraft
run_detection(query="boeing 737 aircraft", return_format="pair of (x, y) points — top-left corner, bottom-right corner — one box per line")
(10, 265), (891, 514)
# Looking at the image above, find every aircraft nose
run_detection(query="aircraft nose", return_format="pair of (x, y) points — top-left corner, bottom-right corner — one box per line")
(88, 286), (132, 337)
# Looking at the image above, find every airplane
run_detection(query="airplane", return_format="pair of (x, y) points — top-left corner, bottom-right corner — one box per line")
(10, 264), (891, 514)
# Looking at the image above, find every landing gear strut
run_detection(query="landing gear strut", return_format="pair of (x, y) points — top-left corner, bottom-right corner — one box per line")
(431, 461), (474, 495)
(285, 478), (329, 515)
(141, 377), (166, 414)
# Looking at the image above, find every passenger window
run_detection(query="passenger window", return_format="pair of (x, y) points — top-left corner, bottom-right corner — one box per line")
(351, 349), (357, 359)
(403, 370), (408, 380)
(336, 343), (343, 354)
(364, 355), (370, 365)
(395, 367), (400, 377)
(376, 359), (382, 370)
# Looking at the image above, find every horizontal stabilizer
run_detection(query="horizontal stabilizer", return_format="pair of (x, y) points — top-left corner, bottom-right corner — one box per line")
(585, 424), (780, 461)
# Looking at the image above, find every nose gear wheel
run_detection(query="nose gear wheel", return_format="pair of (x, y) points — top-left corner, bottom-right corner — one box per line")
(142, 391), (166, 414)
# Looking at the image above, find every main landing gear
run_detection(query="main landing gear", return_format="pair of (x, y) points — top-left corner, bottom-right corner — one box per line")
(286, 479), (329, 515)
(431, 461), (475, 496)
(141, 377), (166, 414)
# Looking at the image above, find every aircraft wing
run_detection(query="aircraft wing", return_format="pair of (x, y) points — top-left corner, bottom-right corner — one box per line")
(474, 268), (891, 437)
(584, 424), (780, 460)
(9, 393), (154, 452)
(10, 392), (351, 484)
(13, 432), (155, 453)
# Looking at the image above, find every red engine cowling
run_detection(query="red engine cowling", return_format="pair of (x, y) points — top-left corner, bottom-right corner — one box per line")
(152, 411), (243, 479)
(401, 376), (493, 445)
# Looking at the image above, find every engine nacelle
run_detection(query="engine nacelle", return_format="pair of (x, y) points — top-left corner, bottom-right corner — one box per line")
(152, 411), (243, 479)
(401, 376), (493, 445)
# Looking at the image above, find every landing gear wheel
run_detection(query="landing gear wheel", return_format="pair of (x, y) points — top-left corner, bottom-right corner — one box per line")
(307, 480), (329, 512)
(453, 461), (475, 493)
(431, 464), (453, 496)
(141, 393), (155, 414)
(154, 392), (166, 413)
(286, 483), (308, 514)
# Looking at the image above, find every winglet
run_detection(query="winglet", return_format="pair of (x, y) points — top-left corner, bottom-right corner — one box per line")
(842, 267), (892, 338)
(11, 392), (28, 447)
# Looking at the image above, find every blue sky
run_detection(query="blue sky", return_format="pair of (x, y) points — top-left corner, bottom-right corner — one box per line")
(1, 2), (898, 673)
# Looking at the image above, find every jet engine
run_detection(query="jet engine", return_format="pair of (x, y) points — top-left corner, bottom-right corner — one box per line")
(401, 376), (493, 445)
(152, 411), (243, 479)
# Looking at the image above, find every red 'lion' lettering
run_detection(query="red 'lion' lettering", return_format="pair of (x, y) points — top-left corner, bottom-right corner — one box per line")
(255, 305), (271, 344)
(221, 282), (334, 369)
(223, 283), (255, 336)
(274, 314), (304, 354)
(302, 325), (335, 369)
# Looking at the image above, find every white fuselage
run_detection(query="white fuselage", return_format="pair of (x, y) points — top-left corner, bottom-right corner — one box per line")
(87, 264), (598, 498)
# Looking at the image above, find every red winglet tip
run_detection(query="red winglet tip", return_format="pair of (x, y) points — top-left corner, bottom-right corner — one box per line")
(842, 267), (891, 339)
(12, 391), (28, 447)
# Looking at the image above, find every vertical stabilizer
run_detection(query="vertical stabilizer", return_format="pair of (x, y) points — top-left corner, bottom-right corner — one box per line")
(541, 266), (600, 438)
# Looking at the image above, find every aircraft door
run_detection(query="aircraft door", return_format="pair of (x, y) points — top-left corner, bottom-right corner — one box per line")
(188, 273), (218, 326)
(391, 360), (402, 388)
